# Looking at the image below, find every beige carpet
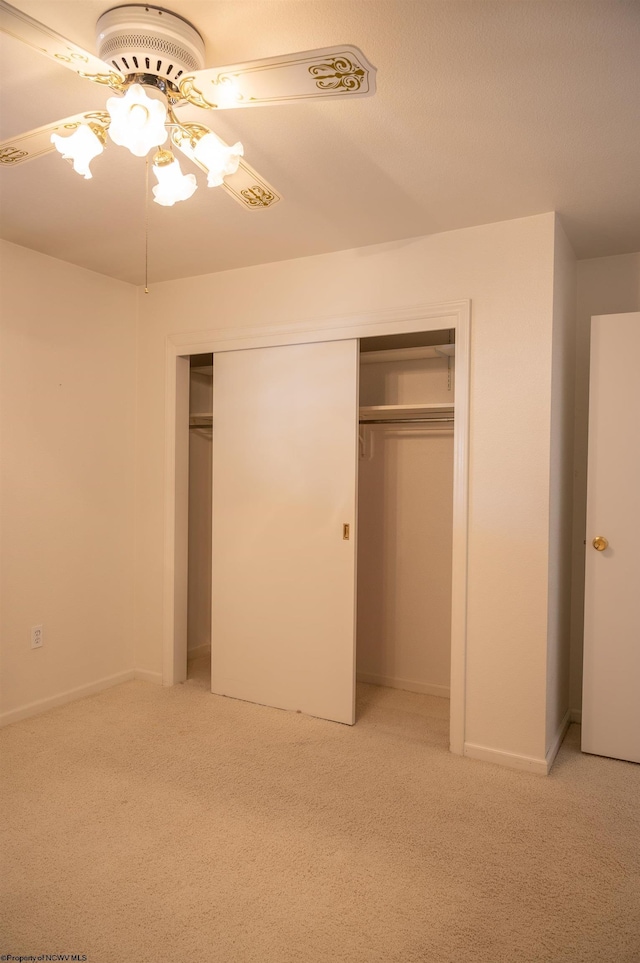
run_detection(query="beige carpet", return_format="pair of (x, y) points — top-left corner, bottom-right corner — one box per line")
(1, 660), (639, 963)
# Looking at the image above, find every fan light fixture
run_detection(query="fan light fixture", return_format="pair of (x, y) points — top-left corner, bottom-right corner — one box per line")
(49, 81), (243, 205)
(49, 76), (242, 206)
(50, 123), (107, 180)
(152, 149), (197, 207)
(184, 129), (244, 187)
(50, 87), (245, 205)
(1, 0), (376, 214)
(106, 84), (168, 157)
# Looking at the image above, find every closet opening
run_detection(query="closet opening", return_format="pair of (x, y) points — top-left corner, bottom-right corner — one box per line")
(356, 329), (455, 738)
(168, 299), (468, 751)
(186, 352), (213, 687)
(182, 332), (457, 727)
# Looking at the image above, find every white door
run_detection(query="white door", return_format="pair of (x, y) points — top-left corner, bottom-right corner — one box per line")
(211, 339), (359, 724)
(582, 311), (640, 763)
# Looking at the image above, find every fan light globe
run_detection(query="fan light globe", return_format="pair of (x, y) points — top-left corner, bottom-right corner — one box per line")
(107, 84), (167, 157)
(50, 124), (104, 179)
(152, 152), (197, 206)
(192, 132), (244, 187)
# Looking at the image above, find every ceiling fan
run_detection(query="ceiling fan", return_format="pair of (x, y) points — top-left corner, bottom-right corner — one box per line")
(0, 1), (376, 209)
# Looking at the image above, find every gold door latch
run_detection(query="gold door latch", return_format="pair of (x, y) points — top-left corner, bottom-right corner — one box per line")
(592, 536), (609, 552)
(343, 523), (350, 540)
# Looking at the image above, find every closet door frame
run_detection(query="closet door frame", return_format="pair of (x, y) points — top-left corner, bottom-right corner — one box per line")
(163, 299), (470, 755)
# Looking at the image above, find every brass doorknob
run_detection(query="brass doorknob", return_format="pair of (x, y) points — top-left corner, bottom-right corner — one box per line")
(592, 536), (609, 552)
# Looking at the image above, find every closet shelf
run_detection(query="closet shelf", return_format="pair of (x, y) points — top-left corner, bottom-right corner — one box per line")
(359, 404), (454, 423)
(360, 344), (454, 364)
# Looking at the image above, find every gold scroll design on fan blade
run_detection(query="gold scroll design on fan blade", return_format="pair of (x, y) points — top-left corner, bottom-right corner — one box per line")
(0, 112), (110, 164)
(240, 186), (276, 208)
(60, 111), (111, 133)
(54, 51), (88, 64)
(0, 147), (27, 164)
(309, 56), (366, 92)
(78, 70), (126, 91)
(53, 50), (124, 88)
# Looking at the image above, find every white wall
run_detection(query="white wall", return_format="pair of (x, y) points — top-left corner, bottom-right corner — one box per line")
(136, 212), (567, 768)
(569, 252), (640, 716)
(0, 222), (627, 761)
(0, 241), (137, 724)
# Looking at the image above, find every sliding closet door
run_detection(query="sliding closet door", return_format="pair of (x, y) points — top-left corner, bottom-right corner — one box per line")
(211, 339), (359, 724)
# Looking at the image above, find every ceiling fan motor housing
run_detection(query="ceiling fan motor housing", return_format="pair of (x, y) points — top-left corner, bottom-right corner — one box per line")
(96, 5), (205, 84)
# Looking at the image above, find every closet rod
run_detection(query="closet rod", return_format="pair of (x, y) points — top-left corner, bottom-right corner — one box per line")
(359, 417), (454, 425)
(190, 419), (454, 428)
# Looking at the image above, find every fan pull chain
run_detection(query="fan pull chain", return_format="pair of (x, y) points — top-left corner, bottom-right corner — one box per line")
(144, 156), (150, 294)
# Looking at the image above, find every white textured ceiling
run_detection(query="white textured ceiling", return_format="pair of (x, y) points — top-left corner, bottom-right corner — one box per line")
(1, 0), (639, 285)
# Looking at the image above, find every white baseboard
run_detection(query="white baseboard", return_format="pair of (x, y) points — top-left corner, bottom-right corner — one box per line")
(356, 671), (450, 699)
(570, 709), (582, 724)
(464, 742), (548, 775)
(464, 709), (573, 776)
(0, 670), (135, 728)
(545, 708), (572, 772)
(134, 669), (163, 685)
(188, 643), (211, 661)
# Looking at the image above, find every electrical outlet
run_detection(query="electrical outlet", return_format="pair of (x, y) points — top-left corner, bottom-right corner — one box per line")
(31, 624), (43, 649)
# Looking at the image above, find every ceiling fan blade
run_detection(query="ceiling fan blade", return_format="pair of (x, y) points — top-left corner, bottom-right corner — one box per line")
(169, 121), (281, 210)
(0, 0), (123, 88)
(221, 159), (282, 211)
(179, 45), (376, 110)
(0, 112), (110, 167)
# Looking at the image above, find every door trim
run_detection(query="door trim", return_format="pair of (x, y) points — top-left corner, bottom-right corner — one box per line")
(163, 299), (470, 755)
